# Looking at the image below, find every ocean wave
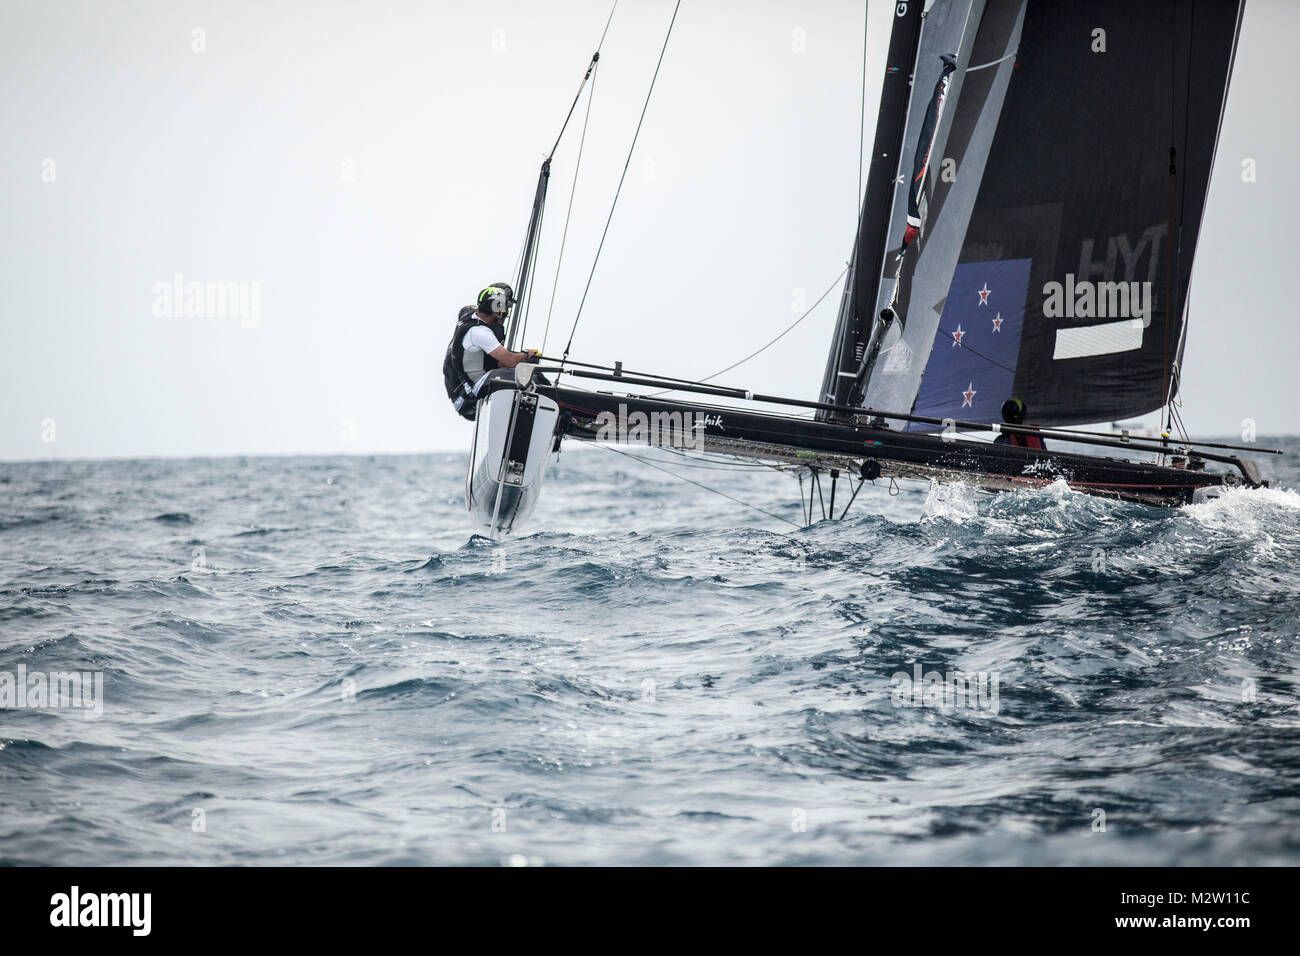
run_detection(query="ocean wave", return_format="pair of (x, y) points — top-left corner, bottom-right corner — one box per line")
(0, 447), (1297, 865)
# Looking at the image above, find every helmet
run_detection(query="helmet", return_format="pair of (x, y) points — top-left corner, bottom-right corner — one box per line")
(1001, 397), (1027, 424)
(477, 283), (515, 320)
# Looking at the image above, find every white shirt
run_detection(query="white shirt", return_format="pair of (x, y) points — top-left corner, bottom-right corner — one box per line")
(463, 325), (501, 356)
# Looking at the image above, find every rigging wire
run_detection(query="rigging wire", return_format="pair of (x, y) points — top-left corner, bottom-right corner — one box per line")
(1170, 399), (1191, 446)
(561, 0), (683, 367)
(826, 0), (872, 403)
(509, 227), (529, 299)
(547, 1), (618, 160)
(932, 324), (1017, 374)
(512, 0), (619, 350)
(514, 204), (547, 347)
(594, 2), (619, 63)
(595, 442), (802, 528)
(650, 444), (787, 471)
(857, 1), (869, 213)
(1170, 2), (1197, 441)
(541, 60), (600, 355)
(637, 453), (777, 473)
(645, 264), (849, 397)
(1160, 0), (1180, 437)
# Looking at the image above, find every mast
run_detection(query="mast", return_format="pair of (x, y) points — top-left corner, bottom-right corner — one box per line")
(817, 0), (924, 417)
(506, 158), (551, 351)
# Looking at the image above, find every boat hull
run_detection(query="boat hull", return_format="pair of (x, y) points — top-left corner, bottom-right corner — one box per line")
(483, 381), (1259, 508)
(466, 386), (560, 534)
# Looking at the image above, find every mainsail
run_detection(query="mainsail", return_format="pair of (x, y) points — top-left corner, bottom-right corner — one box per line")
(822, 0), (1245, 429)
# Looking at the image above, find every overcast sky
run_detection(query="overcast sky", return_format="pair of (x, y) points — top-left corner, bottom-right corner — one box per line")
(2, 0), (1295, 461)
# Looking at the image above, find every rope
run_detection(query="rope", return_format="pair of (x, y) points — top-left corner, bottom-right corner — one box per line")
(561, 0), (682, 367)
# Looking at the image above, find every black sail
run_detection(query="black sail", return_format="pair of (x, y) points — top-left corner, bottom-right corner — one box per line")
(826, 0), (1245, 429)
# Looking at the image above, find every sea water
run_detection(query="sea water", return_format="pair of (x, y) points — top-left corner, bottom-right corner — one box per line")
(2, 441), (1298, 865)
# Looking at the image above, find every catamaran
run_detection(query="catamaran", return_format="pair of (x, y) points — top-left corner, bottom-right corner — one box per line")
(460, 0), (1276, 535)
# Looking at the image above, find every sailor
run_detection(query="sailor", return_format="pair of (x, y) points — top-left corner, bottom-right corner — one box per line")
(993, 397), (1046, 450)
(442, 283), (539, 420)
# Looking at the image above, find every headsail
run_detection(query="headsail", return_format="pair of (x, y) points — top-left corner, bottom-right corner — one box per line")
(824, 0), (1246, 430)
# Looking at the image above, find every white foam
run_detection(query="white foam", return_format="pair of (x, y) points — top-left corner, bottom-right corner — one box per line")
(922, 480), (982, 522)
(1040, 477), (1076, 503)
(1181, 484), (1300, 556)
(1184, 484), (1300, 529)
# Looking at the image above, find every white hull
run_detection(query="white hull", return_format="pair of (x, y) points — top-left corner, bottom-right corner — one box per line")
(465, 384), (559, 535)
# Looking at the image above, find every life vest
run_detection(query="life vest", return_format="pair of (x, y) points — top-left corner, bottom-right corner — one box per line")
(443, 308), (505, 415)
(1007, 431), (1045, 450)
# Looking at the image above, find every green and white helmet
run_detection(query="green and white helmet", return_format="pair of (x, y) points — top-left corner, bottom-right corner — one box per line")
(477, 283), (515, 319)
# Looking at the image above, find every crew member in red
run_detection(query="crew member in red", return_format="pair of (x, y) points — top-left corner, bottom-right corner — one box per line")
(994, 397), (1046, 450)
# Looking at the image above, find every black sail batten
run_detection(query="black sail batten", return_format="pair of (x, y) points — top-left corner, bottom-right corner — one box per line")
(896, 0), (1245, 429)
(818, 0), (923, 416)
